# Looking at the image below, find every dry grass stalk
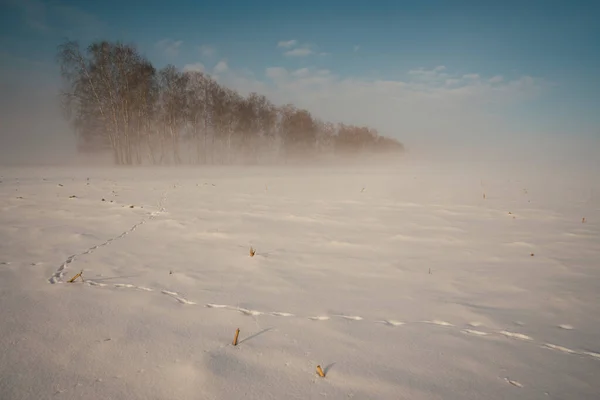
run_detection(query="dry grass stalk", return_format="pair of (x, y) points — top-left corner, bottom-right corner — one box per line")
(68, 270), (84, 283)
(233, 328), (240, 346)
(316, 365), (325, 378)
(249, 247), (256, 257)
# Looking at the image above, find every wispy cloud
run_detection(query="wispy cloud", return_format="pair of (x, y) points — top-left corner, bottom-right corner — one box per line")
(265, 67), (287, 81)
(183, 63), (205, 73)
(156, 39), (183, 59)
(277, 40), (297, 48)
(213, 60), (228, 74)
(213, 64), (548, 152)
(199, 45), (215, 57)
(284, 47), (313, 57)
(353, 45), (360, 52)
(292, 68), (310, 78)
(409, 66), (447, 79)
(277, 40), (322, 57)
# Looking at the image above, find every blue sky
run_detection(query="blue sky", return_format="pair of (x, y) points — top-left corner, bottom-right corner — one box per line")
(0, 0), (599, 162)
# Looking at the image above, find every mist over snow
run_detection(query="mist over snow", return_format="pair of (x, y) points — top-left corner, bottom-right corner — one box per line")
(1, 0), (600, 399)
(1, 162), (600, 399)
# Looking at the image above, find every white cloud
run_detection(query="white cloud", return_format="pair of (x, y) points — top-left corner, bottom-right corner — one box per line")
(292, 68), (310, 78)
(489, 75), (504, 83)
(156, 39), (183, 59)
(265, 67), (288, 81)
(354, 45), (360, 52)
(277, 40), (324, 57)
(183, 63), (205, 73)
(284, 47), (313, 57)
(213, 64), (548, 154)
(277, 40), (298, 48)
(213, 60), (228, 74)
(199, 45), (215, 57)
(408, 67), (449, 83)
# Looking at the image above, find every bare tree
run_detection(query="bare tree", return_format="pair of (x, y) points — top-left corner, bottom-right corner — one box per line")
(184, 71), (209, 163)
(158, 65), (188, 164)
(281, 107), (317, 158)
(315, 119), (336, 154)
(248, 93), (277, 162)
(58, 39), (156, 165)
(58, 38), (404, 166)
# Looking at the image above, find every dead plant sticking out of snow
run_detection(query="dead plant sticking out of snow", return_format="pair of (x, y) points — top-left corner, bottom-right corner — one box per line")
(316, 365), (326, 378)
(233, 328), (240, 346)
(68, 270), (84, 283)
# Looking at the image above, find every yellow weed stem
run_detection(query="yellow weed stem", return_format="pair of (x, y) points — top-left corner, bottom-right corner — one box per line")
(316, 365), (325, 378)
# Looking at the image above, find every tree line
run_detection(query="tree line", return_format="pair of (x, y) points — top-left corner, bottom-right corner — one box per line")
(57, 39), (404, 165)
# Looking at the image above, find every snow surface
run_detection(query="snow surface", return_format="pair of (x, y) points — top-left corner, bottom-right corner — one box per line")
(1, 160), (599, 399)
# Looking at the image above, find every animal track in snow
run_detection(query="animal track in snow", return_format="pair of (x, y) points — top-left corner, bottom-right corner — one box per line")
(206, 304), (229, 309)
(31, 269), (600, 364)
(47, 189), (169, 284)
(505, 377), (523, 388)
(461, 329), (489, 336)
(270, 312), (295, 317)
(468, 321), (484, 327)
(86, 280), (106, 287)
(89, 280), (193, 304)
(500, 331), (533, 341)
(583, 351), (600, 360)
(421, 320), (454, 327)
(333, 314), (363, 321)
(114, 283), (154, 292)
(161, 290), (196, 305)
(236, 307), (263, 316)
(377, 320), (405, 327)
(75, 283), (600, 365)
(204, 303), (261, 315)
(47, 197), (596, 368)
(543, 343), (577, 354)
(199, 304), (597, 360)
